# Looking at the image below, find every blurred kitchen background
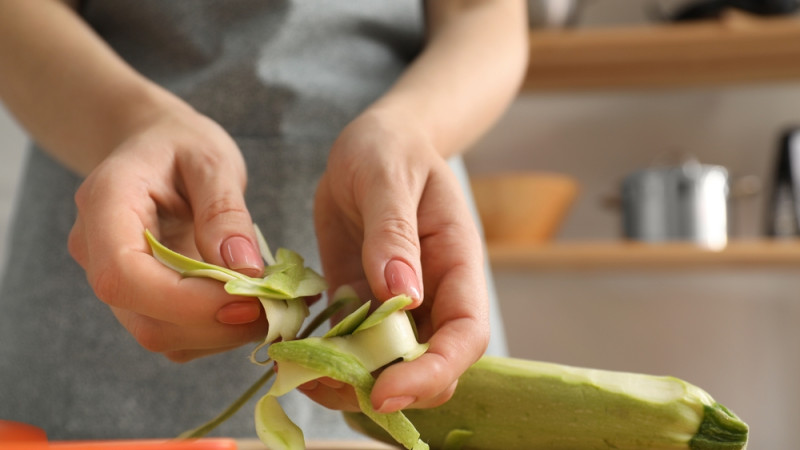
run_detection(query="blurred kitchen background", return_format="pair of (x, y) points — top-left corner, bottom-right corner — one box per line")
(466, 1), (800, 449)
(2, 1), (799, 448)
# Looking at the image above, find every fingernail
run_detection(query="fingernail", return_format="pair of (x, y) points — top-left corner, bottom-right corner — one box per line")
(376, 395), (416, 413)
(216, 301), (262, 324)
(222, 236), (263, 276)
(385, 259), (421, 302)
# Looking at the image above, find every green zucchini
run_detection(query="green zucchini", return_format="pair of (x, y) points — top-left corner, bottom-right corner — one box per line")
(343, 356), (749, 450)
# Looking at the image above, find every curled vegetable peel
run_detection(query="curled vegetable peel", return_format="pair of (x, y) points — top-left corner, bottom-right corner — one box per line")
(145, 228), (325, 345)
(145, 228), (430, 449)
(260, 294), (429, 450)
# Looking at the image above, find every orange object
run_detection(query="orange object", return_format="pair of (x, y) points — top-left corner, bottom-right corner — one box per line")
(6, 439), (238, 450)
(1, 420), (237, 450)
(0, 420), (48, 442)
(470, 172), (578, 245)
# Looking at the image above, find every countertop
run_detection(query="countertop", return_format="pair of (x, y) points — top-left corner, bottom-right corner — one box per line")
(236, 439), (395, 449)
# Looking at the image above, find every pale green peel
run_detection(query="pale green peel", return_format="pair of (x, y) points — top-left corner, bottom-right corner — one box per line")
(144, 228), (326, 301)
(253, 224), (276, 266)
(267, 339), (428, 450)
(259, 297), (309, 344)
(262, 263), (292, 276)
(339, 310), (430, 366)
(223, 279), (291, 298)
(144, 229), (243, 282)
(293, 268), (328, 297)
(265, 309), (427, 397)
(275, 247), (303, 268)
(179, 295), (364, 440)
(144, 228), (327, 345)
(353, 294), (412, 333)
(255, 395), (304, 450)
(271, 248), (303, 294)
(325, 301), (371, 338)
(258, 294), (430, 450)
(299, 291), (360, 340)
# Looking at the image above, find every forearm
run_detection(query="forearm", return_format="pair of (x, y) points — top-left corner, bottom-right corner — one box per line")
(370, 0), (529, 158)
(0, 0), (186, 176)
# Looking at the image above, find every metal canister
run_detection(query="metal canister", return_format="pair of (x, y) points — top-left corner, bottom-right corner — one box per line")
(621, 161), (729, 250)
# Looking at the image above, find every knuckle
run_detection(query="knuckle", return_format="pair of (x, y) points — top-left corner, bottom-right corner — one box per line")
(188, 145), (225, 170)
(73, 169), (112, 211)
(73, 174), (99, 210)
(443, 218), (481, 245)
(67, 228), (85, 268)
(197, 195), (250, 227)
(477, 332), (490, 355)
(186, 142), (247, 183)
(165, 350), (193, 364)
(427, 353), (452, 380)
(427, 380), (459, 408)
(73, 184), (88, 210)
(89, 265), (124, 308)
(376, 216), (419, 251)
(130, 320), (170, 353)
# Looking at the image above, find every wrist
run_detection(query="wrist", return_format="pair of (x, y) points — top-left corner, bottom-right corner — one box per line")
(71, 82), (197, 175)
(105, 81), (195, 148)
(352, 106), (445, 160)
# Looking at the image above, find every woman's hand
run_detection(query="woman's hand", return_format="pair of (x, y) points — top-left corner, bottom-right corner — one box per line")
(0, 1), (271, 363)
(301, 0), (527, 415)
(306, 109), (490, 413)
(67, 107), (268, 362)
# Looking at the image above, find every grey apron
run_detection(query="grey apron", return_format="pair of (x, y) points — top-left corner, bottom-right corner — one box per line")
(0, 0), (506, 441)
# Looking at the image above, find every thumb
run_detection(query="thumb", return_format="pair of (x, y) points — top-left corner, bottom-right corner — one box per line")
(181, 154), (263, 278)
(361, 189), (423, 306)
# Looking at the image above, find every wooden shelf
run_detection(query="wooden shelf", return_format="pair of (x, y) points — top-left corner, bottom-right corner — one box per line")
(524, 11), (800, 91)
(487, 240), (800, 271)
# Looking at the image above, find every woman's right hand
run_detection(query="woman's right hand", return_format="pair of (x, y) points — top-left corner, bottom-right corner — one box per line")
(67, 106), (268, 362)
(1, 2), (271, 362)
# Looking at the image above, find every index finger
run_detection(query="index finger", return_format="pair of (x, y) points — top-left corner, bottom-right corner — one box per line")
(369, 263), (490, 412)
(368, 173), (491, 410)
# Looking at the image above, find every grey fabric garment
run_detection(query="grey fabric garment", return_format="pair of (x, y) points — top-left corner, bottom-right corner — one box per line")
(0, 0), (507, 442)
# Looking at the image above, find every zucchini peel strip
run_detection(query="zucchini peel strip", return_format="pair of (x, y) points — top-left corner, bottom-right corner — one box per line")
(144, 228), (325, 346)
(261, 295), (430, 450)
(145, 228), (429, 449)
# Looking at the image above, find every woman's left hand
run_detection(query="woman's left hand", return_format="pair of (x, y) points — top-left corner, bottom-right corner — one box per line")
(305, 109), (490, 413)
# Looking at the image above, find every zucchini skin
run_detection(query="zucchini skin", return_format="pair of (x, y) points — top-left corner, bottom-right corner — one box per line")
(344, 356), (748, 450)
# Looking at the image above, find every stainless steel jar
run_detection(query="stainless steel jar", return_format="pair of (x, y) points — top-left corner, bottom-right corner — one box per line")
(621, 161), (729, 250)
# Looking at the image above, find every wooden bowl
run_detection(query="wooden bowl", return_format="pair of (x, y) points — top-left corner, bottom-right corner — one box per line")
(470, 172), (579, 245)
